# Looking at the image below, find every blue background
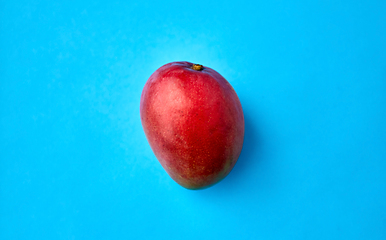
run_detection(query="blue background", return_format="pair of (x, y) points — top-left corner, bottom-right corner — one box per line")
(1, 1), (385, 239)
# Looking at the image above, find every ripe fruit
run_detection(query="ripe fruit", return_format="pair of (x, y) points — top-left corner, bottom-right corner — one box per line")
(140, 61), (244, 189)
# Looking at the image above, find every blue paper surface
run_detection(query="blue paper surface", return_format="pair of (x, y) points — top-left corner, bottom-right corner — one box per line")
(1, 1), (385, 239)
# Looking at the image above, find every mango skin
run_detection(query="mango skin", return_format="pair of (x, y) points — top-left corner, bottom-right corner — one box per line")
(140, 62), (244, 189)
